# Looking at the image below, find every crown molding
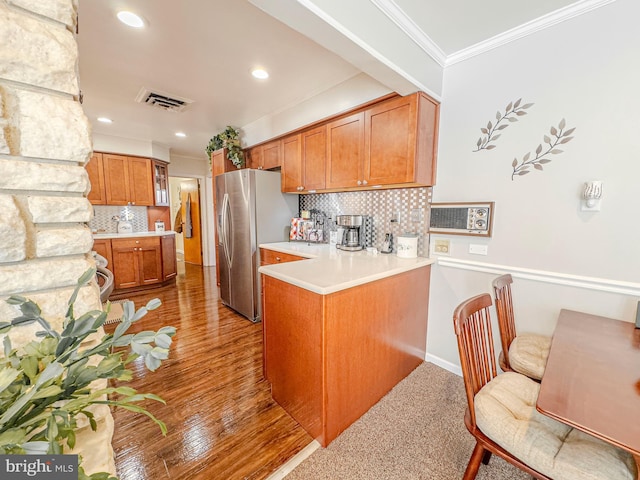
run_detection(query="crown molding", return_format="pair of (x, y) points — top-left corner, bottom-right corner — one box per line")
(446, 0), (617, 66)
(369, 0), (447, 67)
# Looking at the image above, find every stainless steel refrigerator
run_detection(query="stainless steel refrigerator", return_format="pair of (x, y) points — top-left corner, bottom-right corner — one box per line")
(215, 169), (297, 322)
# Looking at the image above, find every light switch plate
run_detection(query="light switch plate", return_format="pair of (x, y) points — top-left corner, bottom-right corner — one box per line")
(469, 244), (488, 255)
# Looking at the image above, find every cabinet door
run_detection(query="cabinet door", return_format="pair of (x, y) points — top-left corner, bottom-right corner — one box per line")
(139, 242), (162, 285)
(86, 153), (106, 205)
(325, 112), (364, 189)
(111, 241), (138, 289)
(92, 239), (113, 269)
(128, 157), (154, 206)
(247, 146), (262, 170)
(281, 134), (302, 193)
(302, 125), (326, 191)
(364, 95), (417, 186)
(161, 235), (177, 280)
(262, 140), (281, 170)
(154, 161), (169, 206)
(103, 154), (130, 205)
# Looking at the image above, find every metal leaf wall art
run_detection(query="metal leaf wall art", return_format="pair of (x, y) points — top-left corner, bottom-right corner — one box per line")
(472, 98), (576, 180)
(511, 119), (575, 180)
(473, 98), (534, 152)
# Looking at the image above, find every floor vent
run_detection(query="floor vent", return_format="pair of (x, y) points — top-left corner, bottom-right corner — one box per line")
(135, 87), (193, 112)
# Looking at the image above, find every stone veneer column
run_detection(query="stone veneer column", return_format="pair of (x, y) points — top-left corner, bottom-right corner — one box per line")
(0, 0), (116, 476)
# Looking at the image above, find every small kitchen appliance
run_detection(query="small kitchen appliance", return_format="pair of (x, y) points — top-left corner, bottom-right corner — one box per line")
(336, 215), (368, 251)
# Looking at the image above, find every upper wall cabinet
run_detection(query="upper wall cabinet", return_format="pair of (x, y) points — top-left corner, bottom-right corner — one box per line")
(245, 91), (440, 193)
(153, 161), (169, 206)
(326, 92), (439, 190)
(87, 153), (156, 206)
(86, 152), (107, 204)
(282, 126), (327, 193)
(248, 140), (281, 170)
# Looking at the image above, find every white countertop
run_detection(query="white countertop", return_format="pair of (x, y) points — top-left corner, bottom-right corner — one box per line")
(259, 242), (434, 295)
(93, 231), (175, 239)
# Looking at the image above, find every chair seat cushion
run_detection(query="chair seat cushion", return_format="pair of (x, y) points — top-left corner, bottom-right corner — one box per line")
(475, 372), (637, 480)
(509, 333), (551, 380)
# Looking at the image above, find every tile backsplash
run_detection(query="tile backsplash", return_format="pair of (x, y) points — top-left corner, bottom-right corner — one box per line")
(90, 205), (149, 233)
(299, 187), (432, 257)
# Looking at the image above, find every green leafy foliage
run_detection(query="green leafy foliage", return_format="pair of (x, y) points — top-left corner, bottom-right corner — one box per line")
(0, 269), (176, 479)
(205, 125), (244, 168)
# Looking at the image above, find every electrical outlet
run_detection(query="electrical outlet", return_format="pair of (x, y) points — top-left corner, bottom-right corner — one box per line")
(410, 208), (423, 223)
(391, 212), (400, 223)
(469, 244), (488, 255)
(434, 239), (450, 255)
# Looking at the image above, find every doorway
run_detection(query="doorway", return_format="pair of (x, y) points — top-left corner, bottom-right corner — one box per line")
(169, 177), (203, 266)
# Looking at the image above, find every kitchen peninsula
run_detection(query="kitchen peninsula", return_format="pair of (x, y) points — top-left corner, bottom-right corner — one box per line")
(259, 242), (433, 446)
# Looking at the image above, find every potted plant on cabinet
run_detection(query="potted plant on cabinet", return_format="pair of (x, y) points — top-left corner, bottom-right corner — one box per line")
(205, 126), (244, 169)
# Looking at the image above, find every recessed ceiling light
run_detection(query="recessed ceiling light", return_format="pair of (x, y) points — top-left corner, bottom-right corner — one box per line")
(117, 11), (145, 28)
(175, 132), (186, 138)
(97, 117), (113, 124)
(251, 68), (269, 80)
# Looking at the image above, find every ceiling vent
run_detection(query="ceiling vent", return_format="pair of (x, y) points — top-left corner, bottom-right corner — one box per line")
(135, 87), (193, 112)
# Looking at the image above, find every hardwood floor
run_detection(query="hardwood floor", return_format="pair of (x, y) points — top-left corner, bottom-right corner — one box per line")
(104, 263), (312, 480)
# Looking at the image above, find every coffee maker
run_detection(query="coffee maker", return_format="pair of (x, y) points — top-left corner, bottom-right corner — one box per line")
(336, 215), (368, 251)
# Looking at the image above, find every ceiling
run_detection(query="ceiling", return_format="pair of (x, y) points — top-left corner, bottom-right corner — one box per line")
(77, 0), (587, 161)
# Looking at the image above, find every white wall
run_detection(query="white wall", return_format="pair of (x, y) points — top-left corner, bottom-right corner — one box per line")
(427, 0), (640, 370)
(92, 133), (171, 162)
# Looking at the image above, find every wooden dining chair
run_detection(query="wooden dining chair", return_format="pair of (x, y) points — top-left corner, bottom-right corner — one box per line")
(492, 274), (551, 381)
(453, 293), (637, 480)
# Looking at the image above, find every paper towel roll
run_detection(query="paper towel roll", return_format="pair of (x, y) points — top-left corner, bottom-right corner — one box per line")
(397, 234), (418, 258)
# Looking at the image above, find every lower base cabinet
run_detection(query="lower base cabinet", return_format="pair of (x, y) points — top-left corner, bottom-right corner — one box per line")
(111, 237), (162, 289)
(95, 235), (177, 295)
(262, 265), (431, 446)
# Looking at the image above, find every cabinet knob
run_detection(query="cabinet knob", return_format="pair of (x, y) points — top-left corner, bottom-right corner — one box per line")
(357, 180), (362, 186)
(276, 256), (281, 262)
(362, 180), (368, 185)
(135, 240), (140, 244)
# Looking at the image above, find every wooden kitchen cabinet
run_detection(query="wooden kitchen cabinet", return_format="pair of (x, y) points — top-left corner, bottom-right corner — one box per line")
(86, 152), (107, 205)
(282, 127), (327, 193)
(161, 234), (177, 280)
(263, 265), (430, 446)
(260, 248), (306, 266)
(103, 154), (154, 206)
(92, 238), (112, 268)
(325, 112), (365, 189)
(364, 92), (439, 187)
(248, 140), (281, 170)
(111, 237), (162, 289)
(153, 161), (170, 206)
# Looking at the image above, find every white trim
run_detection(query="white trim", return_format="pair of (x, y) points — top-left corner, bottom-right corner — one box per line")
(436, 257), (640, 297)
(446, 0), (617, 66)
(370, 0), (447, 67)
(266, 440), (321, 480)
(296, 0), (442, 101)
(426, 354), (461, 377)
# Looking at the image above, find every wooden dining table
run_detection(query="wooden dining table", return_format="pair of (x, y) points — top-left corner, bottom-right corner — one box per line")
(537, 308), (640, 471)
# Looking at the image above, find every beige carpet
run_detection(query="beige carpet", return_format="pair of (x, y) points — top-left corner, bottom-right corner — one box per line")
(102, 300), (129, 325)
(286, 362), (530, 480)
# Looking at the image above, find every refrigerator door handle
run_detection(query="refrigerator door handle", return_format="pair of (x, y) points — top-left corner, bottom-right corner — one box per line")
(221, 193), (233, 267)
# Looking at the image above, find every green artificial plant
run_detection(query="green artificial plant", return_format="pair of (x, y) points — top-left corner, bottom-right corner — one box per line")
(0, 268), (176, 479)
(205, 125), (244, 168)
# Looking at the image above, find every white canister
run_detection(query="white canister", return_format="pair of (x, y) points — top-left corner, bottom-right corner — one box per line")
(396, 234), (418, 258)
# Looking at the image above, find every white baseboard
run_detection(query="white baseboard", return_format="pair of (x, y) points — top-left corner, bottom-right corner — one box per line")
(426, 353), (461, 377)
(266, 440), (321, 480)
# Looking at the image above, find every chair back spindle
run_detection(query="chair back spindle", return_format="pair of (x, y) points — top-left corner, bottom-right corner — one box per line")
(492, 274), (516, 370)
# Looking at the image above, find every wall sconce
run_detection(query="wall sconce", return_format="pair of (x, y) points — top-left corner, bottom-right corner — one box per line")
(581, 180), (602, 211)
